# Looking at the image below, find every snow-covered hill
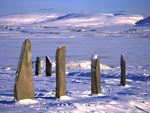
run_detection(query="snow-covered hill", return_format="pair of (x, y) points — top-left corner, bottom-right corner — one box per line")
(0, 12), (143, 27)
(136, 16), (150, 26)
(0, 12), (148, 39)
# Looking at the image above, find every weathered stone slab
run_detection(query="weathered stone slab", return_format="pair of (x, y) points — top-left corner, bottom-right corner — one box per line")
(46, 56), (52, 76)
(35, 57), (41, 75)
(120, 54), (126, 86)
(91, 54), (101, 94)
(55, 46), (66, 98)
(14, 39), (34, 101)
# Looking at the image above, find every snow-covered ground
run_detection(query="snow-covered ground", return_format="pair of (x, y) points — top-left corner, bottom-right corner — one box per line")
(0, 12), (150, 113)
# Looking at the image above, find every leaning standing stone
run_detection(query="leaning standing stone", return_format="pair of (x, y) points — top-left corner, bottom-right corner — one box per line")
(35, 57), (41, 75)
(91, 54), (101, 94)
(55, 46), (66, 98)
(46, 56), (52, 76)
(120, 54), (126, 86)
(14, 39), (34, 101)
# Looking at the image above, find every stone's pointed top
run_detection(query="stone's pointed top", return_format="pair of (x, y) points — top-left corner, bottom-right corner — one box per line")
(57, 45), (65, 49)
(24, 39), (31, 44)
(121, 54), (126, 61)
(37, 56), (41, 59)
(121, 54), (125, 57)
(46, 55), (52, 63)
(25, 39), (30, 42)
(46, 55), (52, 76)
(92, 54), (98, 60)
(22, 39), (31, 50)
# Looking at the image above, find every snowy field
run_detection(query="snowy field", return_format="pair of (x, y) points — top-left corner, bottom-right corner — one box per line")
(0, 12), (150, 113)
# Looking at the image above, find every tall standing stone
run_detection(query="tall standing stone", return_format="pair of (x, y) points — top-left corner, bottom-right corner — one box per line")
(55, 46), (66, 98)
(46, 56), (52, 76)
(35, 57), (41, 75)
(91, 54), (101, 94)
(14, 39), (34, 101)
(120, 54), (126, 86)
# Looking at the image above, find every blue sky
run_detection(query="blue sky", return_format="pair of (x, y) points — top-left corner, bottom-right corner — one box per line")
(0, 0), (150, 16)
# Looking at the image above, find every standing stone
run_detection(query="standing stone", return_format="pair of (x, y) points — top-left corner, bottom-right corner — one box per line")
(46, 56), (52, 76)
(14, 39), (34, 101)
(120, 54), (126, 86)
(91, 54), (101, 94)
(35, 57), (41, 75)
(55, 46), (66, 98)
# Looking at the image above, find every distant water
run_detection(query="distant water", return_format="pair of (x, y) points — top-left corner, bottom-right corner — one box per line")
(0, 36), (150, 68)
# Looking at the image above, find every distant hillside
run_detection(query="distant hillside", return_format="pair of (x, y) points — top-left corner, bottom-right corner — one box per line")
(53, 13), (90, 21)
(136, 16), (150, 26)
(0, 12), (143, 27)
